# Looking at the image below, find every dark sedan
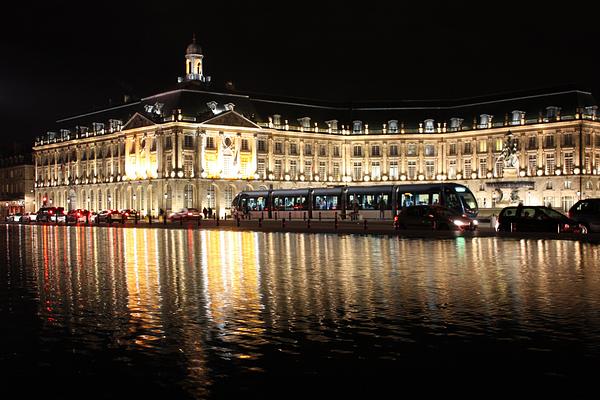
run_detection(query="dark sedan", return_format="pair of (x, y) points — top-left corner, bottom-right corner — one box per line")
(496, 205), (587, 234)
(395, 205), (478, 231)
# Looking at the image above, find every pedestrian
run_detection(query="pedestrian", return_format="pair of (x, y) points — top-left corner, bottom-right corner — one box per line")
(203, 207), (208, 219)
(208, 207), (213, 218)
(378, 197), (386, 220)
(352, 199), (359, 221)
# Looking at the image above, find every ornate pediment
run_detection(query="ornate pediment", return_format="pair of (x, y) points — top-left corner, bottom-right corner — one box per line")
(122, 113), (157, 130)
(200, 110), (260, 129)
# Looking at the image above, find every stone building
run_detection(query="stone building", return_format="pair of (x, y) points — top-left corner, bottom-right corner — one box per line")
(0, 154), (35, 217)
(32, 38), (600, 216)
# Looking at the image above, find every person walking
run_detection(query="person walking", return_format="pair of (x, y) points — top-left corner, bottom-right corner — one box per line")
(378, 197), (386, 220)
(203, 207), (208, 219)
(352, 199), (359, 221)
(159, 208), (164, 222)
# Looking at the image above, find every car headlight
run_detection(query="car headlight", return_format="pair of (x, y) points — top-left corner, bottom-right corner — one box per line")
(453, 219), (466, 227)
(472, 219), (478, 225)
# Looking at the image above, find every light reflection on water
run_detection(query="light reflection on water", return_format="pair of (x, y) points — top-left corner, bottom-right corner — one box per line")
(2, 224), (600, 398)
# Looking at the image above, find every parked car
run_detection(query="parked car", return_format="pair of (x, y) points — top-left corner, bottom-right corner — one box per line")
(66, 209), (91, 223)
(7, 213), (23, 222)
(36, 207), (65, 223)
(568, 198), (600, 233)
(50, 207), (67, 223)
(93, 209), (123, 224)
(169, 208), (201, 221)
(394, 205), (478, 231)
(21, 212), (37, 223)
(119, 209), (139, 221)
(496, 205), (587, 234)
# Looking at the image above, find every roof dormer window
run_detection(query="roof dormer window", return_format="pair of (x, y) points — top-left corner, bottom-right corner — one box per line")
(273, 114), (281, 127)
(298, 117), (311, 129)
(326, 120), (338, 132)
(478, 114), (492, 129)
(388, 120), (398, 133)
(207, 101), (218, 114)
(546, 106), (560, 121)
(353, 120), (363, 134)
(424, 119), (435, 133)
(449, 117), (463, 132)
(511, 110), (524, 126)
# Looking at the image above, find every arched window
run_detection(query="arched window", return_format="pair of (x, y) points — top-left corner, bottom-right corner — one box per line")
(207, 186), (216, 209)
(224, 186), (234, 209)
(184, 184), (194, 208)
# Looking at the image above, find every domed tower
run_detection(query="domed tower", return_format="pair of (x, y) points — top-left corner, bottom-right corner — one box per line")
(184, 34), (208, 82)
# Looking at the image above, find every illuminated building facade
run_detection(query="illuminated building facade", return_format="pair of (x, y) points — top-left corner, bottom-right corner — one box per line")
(0, 154), (35, 216)
(33, 39), (600, 216)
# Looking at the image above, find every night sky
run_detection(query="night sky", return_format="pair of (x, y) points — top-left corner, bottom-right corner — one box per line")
(2, 1), (600, 155)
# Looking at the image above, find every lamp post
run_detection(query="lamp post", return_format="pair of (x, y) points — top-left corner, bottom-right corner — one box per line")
(132, 193), (137, 209)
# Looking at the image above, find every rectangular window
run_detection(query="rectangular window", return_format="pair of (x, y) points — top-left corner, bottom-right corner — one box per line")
(479, 158), (487, 177)
(371, 161), (380, 178)
(545, 153), (555, 175)
(564, 152), (574, 174)
(448, 160), (457, 179)
(333, 146), (341, 157)
(528, 154), (537, 176)
(275, 142), (283, 154)
(528, 136), (537, 150)
(257, 139), (267, 152)
(333, 162), (340, 180)
(289, 143), (298, 155)
(257, 159), (265, 178)
(319, 161), (327, 179)
(407, 160), (417, 180)
(353, 145), (363, 157)
(166, 155), (172, 175)
(184, 135), (194, 149)
(205, 137), (215, 149)
(448, 143), (457, 156)
(564, 180), (572, 189)
(184, 155), (193, 177)
(562, 196), (574, 211)
(389, 144), (398, 156)
(425, 160), (435, 179)
(289, 160), (297, 178)
(353, 162), (362, 181)
(495, 159), (504, 177)
(407, 143), (417, 156)
(274, 160), (282, 179)
(494, 138), (503, 152)
(389, 161), (398, 179)
(464, 159), (472, 178)
(545, 135), (555, 148)
(319, 145), (327, 157)
(304, 143), (312, 156)
(563, 134), (573, 147)
(371, 145), (381, 157)
(479, 140), (487, 153)
(464, 142), (472, 155)
(424, 144), (435, 157)
(241, 139), (250, 151)
(304, 160), (312, 179)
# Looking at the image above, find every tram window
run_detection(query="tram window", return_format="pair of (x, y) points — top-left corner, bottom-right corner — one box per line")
(417, 194), (429, 205)
(314, 195), (338, 210)
(401, 193), (415, 207)
(273, 196), (308, 211)
(247, 197), (266, 211)
(348, 193), (389, 210)
(431, 193), (440, 205)
(446, 193), (460, 210)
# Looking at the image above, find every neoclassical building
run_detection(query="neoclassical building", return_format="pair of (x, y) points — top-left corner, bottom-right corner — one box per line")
(33, 39), (600, 216)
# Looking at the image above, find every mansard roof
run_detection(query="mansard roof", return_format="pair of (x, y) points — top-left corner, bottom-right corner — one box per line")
(48, 82), (598, 140)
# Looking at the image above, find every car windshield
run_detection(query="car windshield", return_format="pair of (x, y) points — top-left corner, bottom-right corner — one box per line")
(458, 192), (477, 211)
(539, 208), (566, 219)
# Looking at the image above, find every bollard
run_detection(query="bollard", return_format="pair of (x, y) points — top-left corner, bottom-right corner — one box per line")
(289, 211), (292, 221)
(334, 215), (338, 230)
(135, 214), (138, 225)
(237, 216), (240, 227)
(303, 212), (306, 221)
(275, 212), (278, 220)
(180, 216), (183, 226)
(86, 214), (89, 225)
(282, 217), (285, 228)
(259, 217), (262, 227)
(319, 212), (322, 221)
(216, 216), (220, 227)
(307, 218), (311, 229)
(164, 214), (167, 225)
(364, 219), (368, 231)
(198, 215), (201, 227)
(261, 212), (264, 221)
(149, 214), (152, 225)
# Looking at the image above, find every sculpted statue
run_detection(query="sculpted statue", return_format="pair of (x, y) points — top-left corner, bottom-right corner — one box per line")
(498, 131), (519, 169)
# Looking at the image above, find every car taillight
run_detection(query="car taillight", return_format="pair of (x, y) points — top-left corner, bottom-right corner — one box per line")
(187, 212), (192, 216)
(49, 211), (53, 215)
